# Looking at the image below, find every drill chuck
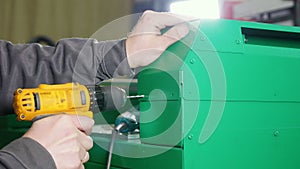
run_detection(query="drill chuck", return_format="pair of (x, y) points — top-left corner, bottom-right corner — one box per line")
(87, 86), (128, 113)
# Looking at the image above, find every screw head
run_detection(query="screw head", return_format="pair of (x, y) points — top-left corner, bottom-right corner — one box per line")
(190, 58), (196, 64)
(274, 130), (279, 137)
(236, 39), (241, 44)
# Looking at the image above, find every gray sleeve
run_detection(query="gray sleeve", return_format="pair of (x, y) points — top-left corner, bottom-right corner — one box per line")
(0, 38), (134, 115)
(0, 137), (56, 169)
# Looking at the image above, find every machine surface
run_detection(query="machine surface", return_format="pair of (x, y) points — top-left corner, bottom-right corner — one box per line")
(1, 19), (300, 169)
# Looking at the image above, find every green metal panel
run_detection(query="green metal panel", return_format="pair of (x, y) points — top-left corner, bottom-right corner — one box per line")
(88, 134), (183, 169)
(183, 20), (300, 168)
(138, 19), (300, 169)
(0, 115), (31, 148)
(139, 100), (183, 147)
(183, 101), (300, 169)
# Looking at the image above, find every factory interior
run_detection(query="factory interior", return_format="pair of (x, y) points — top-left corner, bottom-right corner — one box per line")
(1, 0), (299, 43)
(0, 0), (300, 169)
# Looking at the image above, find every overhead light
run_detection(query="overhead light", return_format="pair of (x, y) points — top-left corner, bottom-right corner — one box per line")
(170, 0), (220, 19)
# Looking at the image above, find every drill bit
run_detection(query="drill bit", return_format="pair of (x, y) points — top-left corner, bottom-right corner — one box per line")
(126, 95), (144, 99)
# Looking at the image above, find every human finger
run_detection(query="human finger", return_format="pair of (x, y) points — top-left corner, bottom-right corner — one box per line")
(77, 130), (94, 150)
(157, 23), (190, 49)
(79, 164), (85, 169)
(78, 144), (87, 161)
(72, 115), (95, 135)
(144, 10), (198, 28)
(81, 152), (90, 163)
(130, 10), (198, 37)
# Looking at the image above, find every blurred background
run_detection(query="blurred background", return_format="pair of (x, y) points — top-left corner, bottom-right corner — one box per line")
(0, 0), (299, 44)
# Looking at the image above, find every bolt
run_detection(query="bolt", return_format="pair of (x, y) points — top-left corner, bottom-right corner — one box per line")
(17, 89), (22, 93)
(188, 135), (193, 140)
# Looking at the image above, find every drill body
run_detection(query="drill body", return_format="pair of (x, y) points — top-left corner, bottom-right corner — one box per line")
(13, 83), (127, 121)
(14, 83), (93, 121)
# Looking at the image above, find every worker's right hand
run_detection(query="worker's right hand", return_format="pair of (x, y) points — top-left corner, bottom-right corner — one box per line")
(23, 115), (94, 169)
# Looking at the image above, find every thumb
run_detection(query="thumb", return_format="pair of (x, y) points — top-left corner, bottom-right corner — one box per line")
(71, 115), (95, 135)
(158, 23), (190, 49)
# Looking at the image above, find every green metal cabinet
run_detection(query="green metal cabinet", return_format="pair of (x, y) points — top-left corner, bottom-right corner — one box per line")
(1, 19), (300, 169)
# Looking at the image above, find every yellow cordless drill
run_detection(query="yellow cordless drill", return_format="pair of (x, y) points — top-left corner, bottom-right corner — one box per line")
(13, 82), (141, 121)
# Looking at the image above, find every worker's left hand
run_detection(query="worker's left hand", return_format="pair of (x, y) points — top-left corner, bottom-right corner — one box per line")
(126, 10), (197, 68)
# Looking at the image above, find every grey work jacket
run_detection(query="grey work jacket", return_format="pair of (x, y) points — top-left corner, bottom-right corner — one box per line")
(0, 38), (133, 169)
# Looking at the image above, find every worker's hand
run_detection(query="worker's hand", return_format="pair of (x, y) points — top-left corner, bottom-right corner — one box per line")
(126, 10), (197, 68)
(23, 115), (94, 169)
